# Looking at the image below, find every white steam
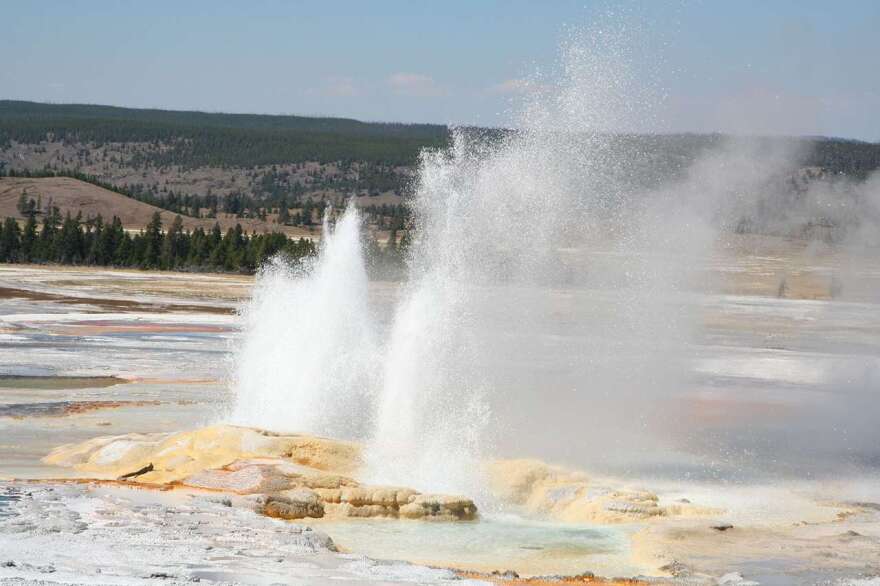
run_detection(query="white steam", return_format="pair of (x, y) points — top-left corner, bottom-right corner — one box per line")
(231, 204), (378, 440)
(229, 21), (880, 492)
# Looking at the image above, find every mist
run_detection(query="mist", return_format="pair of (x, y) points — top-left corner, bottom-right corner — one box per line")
(229, 21), (880, 495)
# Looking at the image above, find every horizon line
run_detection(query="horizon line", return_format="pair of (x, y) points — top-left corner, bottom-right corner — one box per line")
(1, 98), (877, 145)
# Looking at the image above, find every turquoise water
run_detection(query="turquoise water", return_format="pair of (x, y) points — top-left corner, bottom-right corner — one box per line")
(313, 514), (641, 576)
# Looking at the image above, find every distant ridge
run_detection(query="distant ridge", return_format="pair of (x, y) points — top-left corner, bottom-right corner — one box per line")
(0, 100), (449, 167)
(0, 100), (449, 138)
(1, 100), (879, 200)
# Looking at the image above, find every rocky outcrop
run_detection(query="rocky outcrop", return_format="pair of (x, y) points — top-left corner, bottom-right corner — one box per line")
(260, 490), (324, 520)
(43, 425), (478, 522)
(399, 494), (478, 521)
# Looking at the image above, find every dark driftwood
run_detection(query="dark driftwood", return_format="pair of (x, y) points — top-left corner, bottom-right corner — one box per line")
(118, 463), (154, 480)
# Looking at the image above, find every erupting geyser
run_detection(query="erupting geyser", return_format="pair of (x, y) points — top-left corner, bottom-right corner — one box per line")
(230, 21), (880, 495)
(231, 205), (378, 440)
(230, 25), (691, 495)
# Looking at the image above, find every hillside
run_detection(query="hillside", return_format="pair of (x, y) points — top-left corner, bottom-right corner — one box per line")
(0, 100), (448, 165)
(0, 176), (314, 236)
(2, 101), (880, 235)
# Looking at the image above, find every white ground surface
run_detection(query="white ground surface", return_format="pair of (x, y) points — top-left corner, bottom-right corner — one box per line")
(0, 482), (488, 586)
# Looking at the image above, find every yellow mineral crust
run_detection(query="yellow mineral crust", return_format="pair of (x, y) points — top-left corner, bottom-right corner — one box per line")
(44, 426), (714, 525)
(43, 424), (477, 521)
(486, 459), (720, 524)
(44, 424), (362, 484)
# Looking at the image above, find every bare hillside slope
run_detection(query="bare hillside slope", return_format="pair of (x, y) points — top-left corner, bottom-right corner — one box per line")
(0, 177), (313, 236)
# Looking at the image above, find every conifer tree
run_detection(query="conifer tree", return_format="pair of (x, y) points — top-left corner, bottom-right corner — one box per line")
(38, 207), (60, 261)
(16, 193), (29, 215)
(86, 215), (106, 265)
(21, 215), (38, 262)
(161, 215), (185, 269)
(278, 195), (290, 225)
(142, 212), (163, 268)
(0, 218), (22, 262)
(58, 212), (83, 263)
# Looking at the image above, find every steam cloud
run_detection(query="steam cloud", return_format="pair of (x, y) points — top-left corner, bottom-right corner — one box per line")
(231, 19), (880, 495)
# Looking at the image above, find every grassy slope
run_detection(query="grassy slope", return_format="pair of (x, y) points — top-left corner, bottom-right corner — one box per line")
(0, 176), (313, 235)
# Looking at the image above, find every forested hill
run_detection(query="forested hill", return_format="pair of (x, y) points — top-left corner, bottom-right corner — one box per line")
(1, 101), (880, 231)
(0, 100), (448, 137)
(0, 100), (448, 167)
(4, 100), (879, 174)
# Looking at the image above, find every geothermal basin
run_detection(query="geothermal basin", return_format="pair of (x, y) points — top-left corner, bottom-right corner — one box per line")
(1, 232), (879, 585)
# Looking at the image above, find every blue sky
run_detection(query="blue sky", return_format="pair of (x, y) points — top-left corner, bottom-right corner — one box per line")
(3, 1), (879, 140)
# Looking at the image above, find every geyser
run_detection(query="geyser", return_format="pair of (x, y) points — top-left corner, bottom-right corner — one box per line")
(230, 22), (880, 494)
(231, 204), (378, 440)
(231, 25), (697, 495)
(363, 26), (693, 494)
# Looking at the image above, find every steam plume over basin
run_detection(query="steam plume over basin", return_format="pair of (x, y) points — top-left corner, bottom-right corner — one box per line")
(229, 24), (880, 496)
(363, 27), (699, 494)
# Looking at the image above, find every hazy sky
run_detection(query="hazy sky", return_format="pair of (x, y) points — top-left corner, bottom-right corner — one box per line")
(4, 0), (879, 141)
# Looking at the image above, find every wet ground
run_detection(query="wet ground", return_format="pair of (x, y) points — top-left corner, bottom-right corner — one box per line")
(0, 242), (878, 585)
(0, 266), (236, 480)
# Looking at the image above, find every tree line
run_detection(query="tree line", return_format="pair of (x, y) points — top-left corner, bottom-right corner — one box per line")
(0, 209), (317, 273)
(0, 206), (410, 276)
